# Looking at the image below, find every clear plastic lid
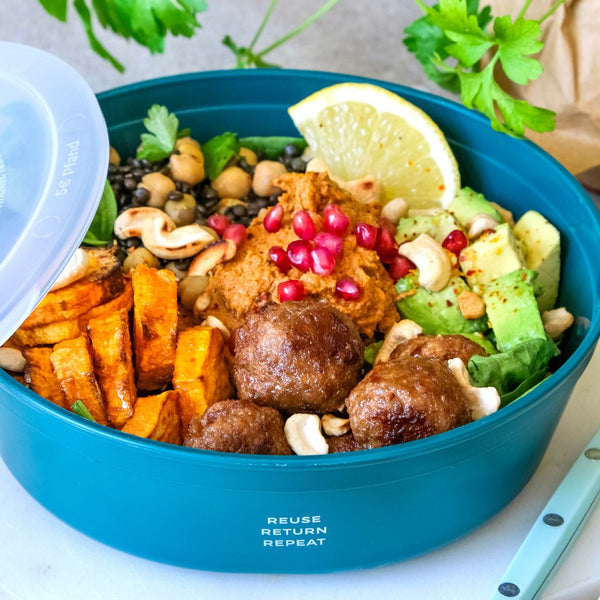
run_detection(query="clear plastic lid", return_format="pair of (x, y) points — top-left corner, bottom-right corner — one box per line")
(0, 42), (108, 345)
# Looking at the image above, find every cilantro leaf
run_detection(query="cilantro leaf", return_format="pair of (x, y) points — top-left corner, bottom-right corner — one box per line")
(408, 0), (558, 137)
(38, 0), (67, 21)
(137, 105), (180, 162)
(239, 136), (307, 159)
(71, 400), (96, 422)
(82, 180), (118, 247)
(202, 132), (241, 181)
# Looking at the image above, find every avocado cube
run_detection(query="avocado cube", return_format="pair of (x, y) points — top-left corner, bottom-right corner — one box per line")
(396, 274), (488, 336)
(396, 211), (461, 245)
(482, 269), (546, 352)
(513, 210), (561, 312)
(459, 223), (527, 293)
(447, 187), (503, 228)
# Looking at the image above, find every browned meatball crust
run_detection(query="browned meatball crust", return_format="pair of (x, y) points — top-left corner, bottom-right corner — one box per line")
(390, 334), (487, 365)
(232, 300), (364, 414)
(346, 357), (471, 449)
(184, 399), (291, 455)
(327, 433), (361, 453)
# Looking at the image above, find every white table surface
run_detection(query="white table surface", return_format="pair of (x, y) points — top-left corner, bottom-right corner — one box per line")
(1, 342), (599, 600)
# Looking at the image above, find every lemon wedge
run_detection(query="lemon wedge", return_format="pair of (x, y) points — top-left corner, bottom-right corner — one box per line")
(288, 82), (460, 209)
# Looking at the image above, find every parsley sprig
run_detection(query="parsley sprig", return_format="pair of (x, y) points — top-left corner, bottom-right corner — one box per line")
(404, 0), (566, 136)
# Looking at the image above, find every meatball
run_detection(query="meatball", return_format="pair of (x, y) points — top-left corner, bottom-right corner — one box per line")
(346, 357), (471, 449)
(327, 433), (361, 454)
(183, 399), (291, 455)
(390, 334), (486, 365)
(232, 300), (364, 414)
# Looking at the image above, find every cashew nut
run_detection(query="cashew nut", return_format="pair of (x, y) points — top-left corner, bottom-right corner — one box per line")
(542, 307), (574, 340)
(343, 176), (382, 205)
(321, 414), (351, 437)
(467, 213), (500, 240)
(397, 234), (452, 292)
(381, 197), (409, 224)
(284, 413), (329, 455)
(447, 358), (500, 420)
(114, 207), (176, 239)
(0, 347), (26, 373)
(375, 319), (423, 364)
(490, 202), (514, 226)
(201, 315), (230, 341)
(193, 292), (211, 316)
(187, 239), (237, 277)
(179, 275), (210, 311)
(142, 219), (218, 260)
(50, 248), (89, 292)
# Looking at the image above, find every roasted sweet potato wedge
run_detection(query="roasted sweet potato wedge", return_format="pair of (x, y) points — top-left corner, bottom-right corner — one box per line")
(121, 390), (181, 444)
(131, 265), (178, 392)
(21, 248), (124, 329)
(12, 281), (133, 347)
(50, 335), (108, 425)
(88, 309), (136, 428)
(23, 347), (68, 409)
(173, 326), (233, 429)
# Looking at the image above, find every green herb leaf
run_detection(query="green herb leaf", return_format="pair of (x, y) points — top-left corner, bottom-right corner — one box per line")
(82, 180), (118, 246)
(239, 136), (307, 160)
(221, 35), (281, 69)
(71, 400), (97, 422)
(201, 132), (241, 181)
(406, 0), (559, 136)
(137, 104), (180, 162)
(38, 0), (68, 21)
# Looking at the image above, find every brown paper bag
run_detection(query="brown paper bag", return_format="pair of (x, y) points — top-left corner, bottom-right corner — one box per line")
(488, 0), (600, 187)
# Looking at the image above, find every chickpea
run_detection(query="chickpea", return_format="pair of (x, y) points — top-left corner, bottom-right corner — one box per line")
(179, 275), (210, 311)
(169, 153), (205, 186)
(109, 146), (120, 165)
(138, 172), (176, 209)
(176, 142), (204, 163)
(123, 247), (160, 273)
(216, 197), (245, 215)
(252, 160), (287, 197)
(175, 136), (201, 151)
(239, 147), (258, 166)
(211, 166), (252, 199)
(164, 193), (197, 226)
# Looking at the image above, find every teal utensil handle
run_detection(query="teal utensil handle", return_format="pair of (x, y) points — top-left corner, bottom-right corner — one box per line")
(491, 428), (600, 600)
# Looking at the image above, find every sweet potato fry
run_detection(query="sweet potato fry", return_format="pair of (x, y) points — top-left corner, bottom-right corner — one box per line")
(50, 335), (108, 425)
(88, 309), (136, 428)
(23, 347), (68, 409)
(121, 390), (181, 445)
(173, 326), (233, 429)
(21, 248), (124, 328)
(12, 281), (133, 347)
(131, 265), (178, 392)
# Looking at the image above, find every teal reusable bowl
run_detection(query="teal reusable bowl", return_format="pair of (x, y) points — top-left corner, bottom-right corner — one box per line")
(1, 70), (599, 573)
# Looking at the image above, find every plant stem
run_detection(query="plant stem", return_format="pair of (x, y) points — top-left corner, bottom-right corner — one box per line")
(256, 0), (341, 59)
(516, 0), (533, 20)
(249, 0), (278, 52)
(539, 0), (567, 23)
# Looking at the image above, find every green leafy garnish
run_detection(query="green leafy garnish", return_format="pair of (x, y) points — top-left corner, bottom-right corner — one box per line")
(364, 340), (384, 369)
(37, 0), (207, 72)
(201, 132), (241, 181)
(405, 0), (565, 136)
(82, 180), (118, 247)
(137, 105), (181, 162)
(71, 400), (96, 422)
(239, 136), (307, 160)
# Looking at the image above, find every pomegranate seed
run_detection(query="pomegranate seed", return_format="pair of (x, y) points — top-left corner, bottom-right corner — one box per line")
(389, 255), (417, 281)
(287, 240), (312, 272)
(263, 204), (284, 233)
(292, 210), (317, 240)
(335, 277), (363, 301)
(379, 217), (397, 236)
(323, 204), (350, 236)
(314, 232), (344, 258)
(222, 223), (247, 246)
(207, 214), (230, 236)
(278, 280), (305, 302)
(375, 228), (399, 264)
(310, 247), (336, 276)
(442, 229), (468, 256)
(354, 222), (378, 249)
(268, 245), (291, 274)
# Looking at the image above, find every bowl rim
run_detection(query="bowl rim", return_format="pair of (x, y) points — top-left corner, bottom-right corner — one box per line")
(3, 68), (599, 470)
